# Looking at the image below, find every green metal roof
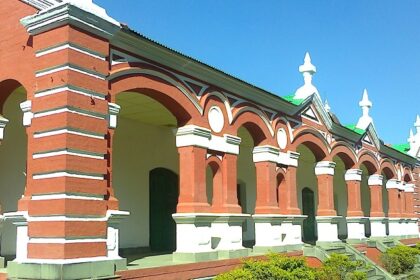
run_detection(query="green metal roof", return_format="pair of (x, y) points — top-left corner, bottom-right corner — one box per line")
(344, 124), (365, 135)
(282, 94), (305, 106)
(391, 143), (410, 155)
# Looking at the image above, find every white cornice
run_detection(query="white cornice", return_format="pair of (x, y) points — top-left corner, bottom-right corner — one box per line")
(20, 0), (58, 10)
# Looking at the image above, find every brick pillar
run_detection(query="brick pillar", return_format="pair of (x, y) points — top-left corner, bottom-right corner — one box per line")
(315, 161), (337, 216)
(211, 153), (241, 213)
(404, 184), (415, 218)
(345, 169), (364, 217)
(177, 145), (210, 213)
(368, 175), (385, 217)
(279, 152), (301, 215)
(9, 3), (126, 278)
(386, 179), (401, 218)
(253, 146), (281, 214)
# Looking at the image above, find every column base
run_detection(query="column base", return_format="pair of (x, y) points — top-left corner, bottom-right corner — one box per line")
(172, 213), (216, 256)
(316, 216), (341, 242)
(388, 218), (405, 237)
(346, 217), (368, 242)
(7, 259), (125, 280)
(211, 214), (250, 259)
(252, 214), (306, 253)
(370, 217), (388, 238)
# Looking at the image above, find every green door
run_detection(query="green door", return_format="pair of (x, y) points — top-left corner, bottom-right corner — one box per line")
(302, 188), (316, 243)
(149, 168), (179, 252)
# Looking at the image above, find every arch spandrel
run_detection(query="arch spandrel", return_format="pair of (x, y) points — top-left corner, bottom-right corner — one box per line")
(328, 142), (358, 169)
(357, 150), (380, 174)
(379, 159), (397, 179)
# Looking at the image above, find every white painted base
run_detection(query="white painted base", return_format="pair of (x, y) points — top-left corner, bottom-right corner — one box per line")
(211, 214), (249, 251)
(253, 215), (306, 247)
(388, 218), (404, 237)
(406, 218), (420, 237)
(172, 214), (216, 253)
(106, 210), (129, 259)
(316, 216), (341, 242)
(370, 217), (387, 238)
(4, 211), (28, 262)
(346, 217), (367, 240)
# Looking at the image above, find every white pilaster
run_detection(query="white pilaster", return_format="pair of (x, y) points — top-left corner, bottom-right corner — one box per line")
(108, 102), (121, 129)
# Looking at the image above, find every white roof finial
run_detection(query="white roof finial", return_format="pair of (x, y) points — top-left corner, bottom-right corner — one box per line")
(356, 89), (373, 130)
(415, 115), (420, 133)
(324, 99), (331, 112)
(408, 129), (415, 144)
(294, 52), (319, 100)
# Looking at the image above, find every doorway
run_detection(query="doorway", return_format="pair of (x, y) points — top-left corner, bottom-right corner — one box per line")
(302, 187), (316, 243)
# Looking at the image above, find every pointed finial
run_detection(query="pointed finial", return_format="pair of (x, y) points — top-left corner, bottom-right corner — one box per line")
(324, 99), (331, 112)
(294, 52), (319, 99)
(408, 129), (415, 144)
(299, 52), (317, 74)
(356, 89), (373, 130)
(415, 115), (420, 128)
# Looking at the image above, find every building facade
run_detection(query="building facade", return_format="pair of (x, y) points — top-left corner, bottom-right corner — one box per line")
(0, 0), (419, 279)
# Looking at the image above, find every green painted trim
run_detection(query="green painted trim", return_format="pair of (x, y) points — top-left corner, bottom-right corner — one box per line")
(282, 94), (305, 106)
(36, 41), (107, 59)
(35, 84), (107, 98)
(7, 259), (122, 280)
(35, 63), (107, 79)
(34, 126), (105, 138)
(172, 251), (218, 262)
(34, 105), (107, 119)
(344, 124), (365, 135)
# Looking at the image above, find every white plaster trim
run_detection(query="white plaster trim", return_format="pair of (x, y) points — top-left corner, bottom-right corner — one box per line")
(108, 102), (120, 129)
(33, 107), (104, 120)
(176, 125), (211, 148)
(36, 43), (106, 61)
(20, 100), (33, 127)
(0, 116), (9, 140)
(24, 256), (123, 265)
(253, 145), (280, 163)
(33, 150), (104, 160)
(315, 161), (336, 175)
(33, 172), (103, 180)
(405, 184), (415, 193)
(368, 174), (383, 186)
(345, 169), (362, 181)
(36, 65), (105, 80)
(29, 238), (106, 244)
(278, 151), (300, 167)
(34, 86), (106, 100)
(34, 128), (105, 139)
(386, 179), (401, 189)
(31, 194), (103, 201)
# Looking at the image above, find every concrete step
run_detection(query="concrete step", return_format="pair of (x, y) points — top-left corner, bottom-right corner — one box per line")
(367, 275), (385, 280)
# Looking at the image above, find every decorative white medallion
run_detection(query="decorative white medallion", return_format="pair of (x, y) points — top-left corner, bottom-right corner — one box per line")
(277, 128), (287, 149)
(208, 106), (224, 133)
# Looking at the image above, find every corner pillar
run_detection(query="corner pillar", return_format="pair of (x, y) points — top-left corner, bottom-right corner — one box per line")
(403, 185), (419, 238)
(387, 179), (404, 237)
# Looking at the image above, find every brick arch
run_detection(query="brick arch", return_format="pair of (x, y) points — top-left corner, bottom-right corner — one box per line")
(328, 142), (357, 169)
(357, 150), (380, 175)
(201, 90), (233, 125)
(272, 117), (292, 149)
(110, 67), (204, 126)
(230, 107), (275, 146)
(0, 79), (27, 114)
(380, 159), (397, 179)
(202, 93), (231, 136)
(291, 128), (329, 161)
(402, 168), (413, 183)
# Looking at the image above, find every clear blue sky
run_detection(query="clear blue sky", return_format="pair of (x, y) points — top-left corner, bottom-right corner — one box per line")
(96, 0), (420, 145)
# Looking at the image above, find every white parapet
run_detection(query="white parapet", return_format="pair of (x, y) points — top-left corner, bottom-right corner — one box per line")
(316, 216), (341, 243)
(253, 214), (306, 251)
(370, 217), (387, 238)
(346, 217), (367, 240)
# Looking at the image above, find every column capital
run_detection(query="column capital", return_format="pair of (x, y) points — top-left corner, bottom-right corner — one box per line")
(278, 151), (300, 167)
(20, 100), (33, 127)
(345, 169), (362, 181)
(0, 115), (9, 141)
(253, 145), (280, 163)
(368, 174), (383, 186)
(176, 125), (211, 149)
(315, 161), (336, 176)
(404, 183), (415, 193)
(108, 102), (121, 129)
(386, 179), (401, 189)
